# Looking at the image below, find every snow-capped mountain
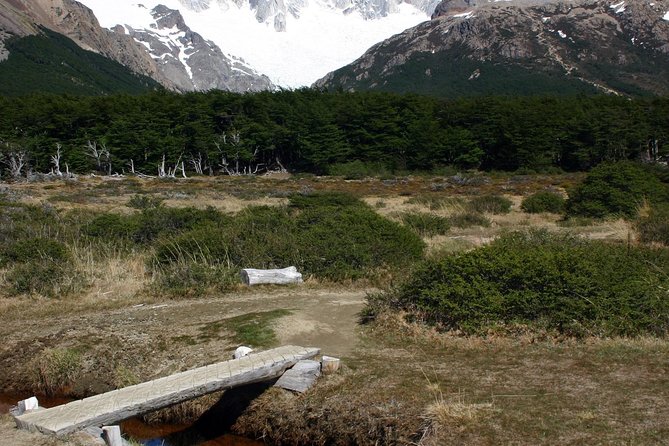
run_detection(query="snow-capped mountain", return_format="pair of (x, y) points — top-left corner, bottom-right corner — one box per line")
(78, 0), (433, 87)
(117, 4), (273, 91)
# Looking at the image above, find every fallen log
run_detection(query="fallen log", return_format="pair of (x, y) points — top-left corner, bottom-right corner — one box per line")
(240, 266), (303, 285)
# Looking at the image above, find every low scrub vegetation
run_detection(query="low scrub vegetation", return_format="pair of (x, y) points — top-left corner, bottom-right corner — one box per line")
(154, 193), (424, 285)
(467, 195), (512, 214)
(521, 191), (565, 214)
(636, 204), (669, 246)
(566, 162), (669, 218)
(400, 212), (451, 237)
(370, 231), (669, 337)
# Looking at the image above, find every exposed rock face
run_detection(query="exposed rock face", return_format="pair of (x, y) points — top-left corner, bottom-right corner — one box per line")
(315, 0), (669, 96)
(176, 0), (440, 32)
(121, 5), (273, 92)
(0, 0), (175, 88)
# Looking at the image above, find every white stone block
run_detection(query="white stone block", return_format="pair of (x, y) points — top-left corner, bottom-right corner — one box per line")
(234, 346), (254, 359)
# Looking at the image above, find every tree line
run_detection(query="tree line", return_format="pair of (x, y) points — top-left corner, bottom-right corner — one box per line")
(0, 89), (667, 178)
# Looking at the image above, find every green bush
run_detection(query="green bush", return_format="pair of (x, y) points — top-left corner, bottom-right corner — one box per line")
(521, 191), (566, 214)
(154, 193), (425, 282)
(85, 207), (228, 244)
(375, 231), (669, 337)
(566, 162), (669, 218)
(2, 237), (69, 264)
(400, 212), (451, 237)
(154, 263), (238, 298)
(468, 195), (512, 214)
(127, 194), (163, 210)
(447, 212), (491, 228)
(327, 161), (389, 179)
(636, 204), (669, 245)
(85, 213), (137, 240)
(6, 261), (71, 297)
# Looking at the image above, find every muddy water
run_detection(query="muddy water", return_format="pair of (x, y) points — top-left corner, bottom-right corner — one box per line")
(0, 394), (263, 446)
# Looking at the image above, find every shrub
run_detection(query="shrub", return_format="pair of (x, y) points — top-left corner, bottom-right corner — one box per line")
(2, 237), (69, 264)
(154, 262), (238, 298)
(375, 231), (669, 337)
(154, 193), (425, 283)
(521, 191), (565, 214)
(327, 161), (389, 179)
(127, 194), (163, 210)
(85, 207), (228, 244)
(30, 348), (82, 396)
(447, 212), (491, 228)
(566, 161), (669, 218)
(85, 213), (137, 240)
(6, 261), (70, 297)
(400, 212), (451, 237)
(636, 204), (669, 245)
(468, 195), (512, 214)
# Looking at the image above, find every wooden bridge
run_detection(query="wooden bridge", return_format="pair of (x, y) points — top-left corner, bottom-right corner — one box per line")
(14, 345), (319, 436)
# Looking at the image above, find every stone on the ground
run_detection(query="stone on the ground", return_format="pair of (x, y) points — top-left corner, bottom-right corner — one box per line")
(240, 266), (303, 285)
(321, 355), (341, 374)
(274, 359), (321, 393)
(234, 346), (254, 359)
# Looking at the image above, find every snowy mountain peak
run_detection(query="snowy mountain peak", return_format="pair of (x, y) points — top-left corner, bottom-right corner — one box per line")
(79, 0), (432, 87)
(118, 3), (272, 91)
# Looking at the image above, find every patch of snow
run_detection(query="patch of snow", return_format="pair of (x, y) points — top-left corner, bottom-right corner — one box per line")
(78, 0), (430, 88)
(610, 1), (626, 13)
(453, 11), (474, 18)
(542, 16), (550, 23)
(664, 11), (669, 20)
(558, 30), (567, 38)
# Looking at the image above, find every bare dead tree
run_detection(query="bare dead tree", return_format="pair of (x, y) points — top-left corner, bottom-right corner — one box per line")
(189, 152), (209, 175)
(51, 143), (63, 176)
(158, 154), (186, 178)
(85, 140), (111, 174)
(4, 150), (28, 179)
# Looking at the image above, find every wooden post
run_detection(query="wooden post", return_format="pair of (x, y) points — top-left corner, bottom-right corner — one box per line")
(17, 397), (39, 415)
(102, 426), (123, 446)
(321, 356), (341, 374)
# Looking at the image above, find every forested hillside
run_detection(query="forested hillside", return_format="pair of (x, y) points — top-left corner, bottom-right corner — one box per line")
(0, 28), (161, 96)
(0, 89), (667, 177)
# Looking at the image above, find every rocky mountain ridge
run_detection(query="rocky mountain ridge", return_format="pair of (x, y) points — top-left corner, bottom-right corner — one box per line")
(315, 0), (669, 96)
(0, 0), (174, 86)
(177, 0), (439, 31)
(0, 0), (273, 92)
(118, 4), (273, 91)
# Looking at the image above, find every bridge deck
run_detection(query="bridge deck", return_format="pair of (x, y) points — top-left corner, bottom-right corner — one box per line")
(14, 345), (319, 436)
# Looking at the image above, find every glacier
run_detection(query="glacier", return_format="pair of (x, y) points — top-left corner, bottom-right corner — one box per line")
(78, 0), (431, 88)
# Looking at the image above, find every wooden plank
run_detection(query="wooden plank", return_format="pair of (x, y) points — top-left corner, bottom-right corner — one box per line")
(14, 345), (319, 436)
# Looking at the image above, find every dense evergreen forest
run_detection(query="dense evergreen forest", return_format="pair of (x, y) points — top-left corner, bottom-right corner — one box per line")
(0, 28), (160, 97)
(0, 89), (667, 177)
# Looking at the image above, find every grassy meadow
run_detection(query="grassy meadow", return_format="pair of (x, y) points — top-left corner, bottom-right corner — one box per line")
(0, 168), (668, 445)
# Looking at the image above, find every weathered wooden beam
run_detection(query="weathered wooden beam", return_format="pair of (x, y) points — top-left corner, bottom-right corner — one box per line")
(240, 266), (303, 285)
(14, 345), (319, 436)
